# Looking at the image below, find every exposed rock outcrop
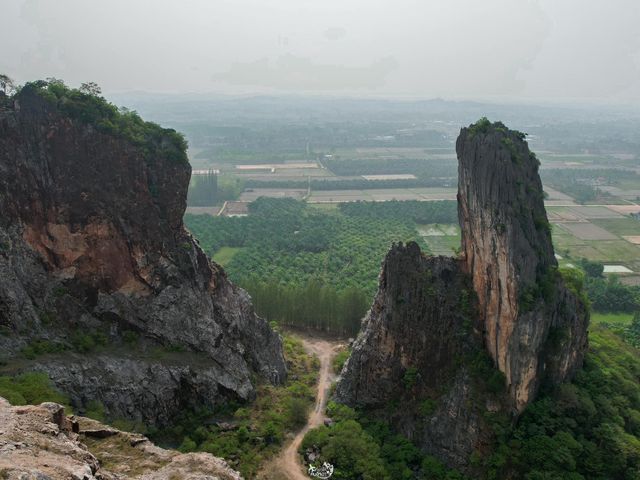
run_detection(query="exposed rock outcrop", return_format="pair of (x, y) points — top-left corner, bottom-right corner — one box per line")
(0, 396), (243, 479)
(0, 85), (286, 425)
(457, 123), (589, 411)
(335, 120), (589, 469)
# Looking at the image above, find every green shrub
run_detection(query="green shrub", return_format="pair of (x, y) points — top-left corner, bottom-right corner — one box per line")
(332, 348), (351, 373)
(178, 436), (197, 453)
(0, 372), (68, 406)
(419, 398), (437, 417)
(22, 79), (188, 164)
(122, 330), (139, 344)
(85, 400), (106, 421)
(285, 397), (309, 429)
(71, 330), (108, 353)
(21, 339), (66, 359)
(402, 367), (420, 390)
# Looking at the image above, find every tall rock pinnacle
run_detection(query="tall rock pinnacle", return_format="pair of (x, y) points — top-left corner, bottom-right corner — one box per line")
(336, 118), (589, 469)
(457, 119), (588, 411)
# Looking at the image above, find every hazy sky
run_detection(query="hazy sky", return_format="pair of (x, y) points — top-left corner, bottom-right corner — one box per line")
(2, 0), (639, 104)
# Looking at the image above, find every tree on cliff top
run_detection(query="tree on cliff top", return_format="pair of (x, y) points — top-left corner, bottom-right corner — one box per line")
(0, 74), (15, 95)
(19, 78), (188, 165)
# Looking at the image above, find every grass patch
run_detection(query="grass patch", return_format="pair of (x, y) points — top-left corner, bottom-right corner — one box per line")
(149, 333), (318, 478)
(591, 312), (634, 326)
(0, 372), (69, 407)
(332, 347), (351, 373)
(592, 218), (640, 237)
(212, 247), (243, 267)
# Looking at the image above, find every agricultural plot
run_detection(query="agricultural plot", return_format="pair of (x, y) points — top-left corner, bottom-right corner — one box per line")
(568, 206), (624, 219)
(551, 224), (640, 273)
(603, 265), (634, 273)
(556, 223), (618, 240)
(185, 206), (222, 216)
(308, 187), (457, 203)
(417, 224), (461, 256)
(361, 174), (417, 180)
(591, 218), (640, 237)
(239, 188), (307, 202)
(542, 186), (575, 202)
(185, 199), (457, 297)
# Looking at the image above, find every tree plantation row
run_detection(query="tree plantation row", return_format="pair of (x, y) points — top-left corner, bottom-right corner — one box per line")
(185, 199), (457, 335)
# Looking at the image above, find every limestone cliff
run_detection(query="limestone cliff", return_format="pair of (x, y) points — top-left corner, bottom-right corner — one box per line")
(457, 121), (588, 411)
(0, 84), (286, 425)
(336, 119), (589, 469)
(0, 396), (243, 479)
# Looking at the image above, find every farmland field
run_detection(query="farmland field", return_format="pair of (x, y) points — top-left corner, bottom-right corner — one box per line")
(185, 198), (456, 297)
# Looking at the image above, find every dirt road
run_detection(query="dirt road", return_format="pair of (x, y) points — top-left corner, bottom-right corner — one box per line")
(260, 337), (342, 480)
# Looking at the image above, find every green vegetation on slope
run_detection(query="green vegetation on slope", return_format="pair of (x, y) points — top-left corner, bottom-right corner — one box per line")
(485, 324), (640, 479)
(19, 79), (188, 164)
(150, 334), (318, 478)
(302, 324), (640, 480)
(0, 372), (69, 407)
(302, 401), (467, 480)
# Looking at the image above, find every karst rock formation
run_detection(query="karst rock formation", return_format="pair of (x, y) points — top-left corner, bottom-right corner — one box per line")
(336, 120), (589, 469)
(0, 85), (286, 426)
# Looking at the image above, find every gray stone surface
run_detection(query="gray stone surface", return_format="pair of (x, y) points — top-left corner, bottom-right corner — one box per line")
(0, 88), (286, 426)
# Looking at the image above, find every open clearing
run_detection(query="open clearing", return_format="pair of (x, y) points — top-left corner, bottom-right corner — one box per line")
(240, 189), (308, 202)
(212, 247), (243, 267)
(603, 265), (634, 273)
(556, 222), (618, 240)
(591, 312), (635, 326)
(417, 223), (460, 256)
(236, 163), (320, 170)
(185, 206), (222, 216)
(308, 187), (457, 203)
(259, 337), (343, 480)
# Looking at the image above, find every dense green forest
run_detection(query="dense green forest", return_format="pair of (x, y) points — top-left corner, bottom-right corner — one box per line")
(300, 324), (640, 480)
(185, 199), (457, 334)
(186, 198), (639, 335)
(187, 171), (218, 206)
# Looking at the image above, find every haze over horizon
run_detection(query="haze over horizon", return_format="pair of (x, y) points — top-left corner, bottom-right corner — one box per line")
(2, 0), (640, 105)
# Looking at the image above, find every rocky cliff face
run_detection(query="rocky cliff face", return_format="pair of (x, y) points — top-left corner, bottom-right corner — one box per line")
(0, 86), (286, 425)
(457, 122), (589, 411)
(0, 396), (243, 479)
(336, 120), (589, 469)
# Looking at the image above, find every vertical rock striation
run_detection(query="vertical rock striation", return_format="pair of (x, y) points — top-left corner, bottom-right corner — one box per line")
(336, 119), (589, 469)
(457, 121), (589, 411)
(0, 85), (286, 425)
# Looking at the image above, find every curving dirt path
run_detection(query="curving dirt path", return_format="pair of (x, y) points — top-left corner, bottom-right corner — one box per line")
(260, 337), (343, 480)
